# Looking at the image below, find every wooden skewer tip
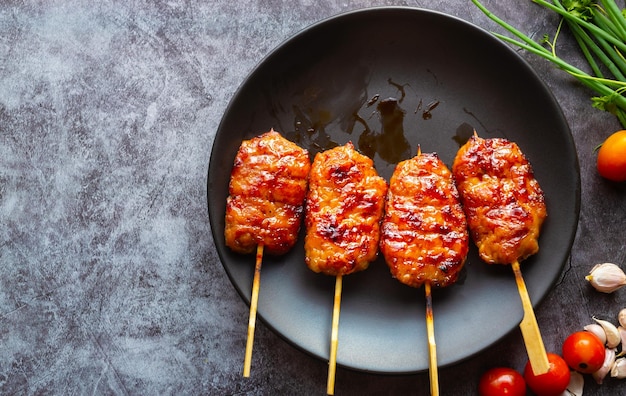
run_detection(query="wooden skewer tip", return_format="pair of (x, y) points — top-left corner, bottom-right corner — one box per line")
(511, 260), (550, 376)
(327, 274), (343, 395)
(243, 243), (264, 377)
(424, 282), (439, 396)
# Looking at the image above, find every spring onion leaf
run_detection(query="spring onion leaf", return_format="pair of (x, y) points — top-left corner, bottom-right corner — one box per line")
(472, 0), (626, 127)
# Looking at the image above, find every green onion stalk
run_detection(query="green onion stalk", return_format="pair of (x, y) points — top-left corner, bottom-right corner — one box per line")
(472, 0), (626, 128)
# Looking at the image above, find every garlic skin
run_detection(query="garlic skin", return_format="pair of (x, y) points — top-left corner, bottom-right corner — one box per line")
(584, 323), (607, 345)
(594, 317), (622, 348)
(611, 357), (626, 379)
(585, 263), (626, 293)
(593, 348), (616, 384)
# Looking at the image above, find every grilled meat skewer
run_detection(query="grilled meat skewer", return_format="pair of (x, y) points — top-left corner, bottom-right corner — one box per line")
(304, 142), (386, 395)
(224, 129), (310, 378)
(380, 149), (469, 396)
(452, 133), (550, 375)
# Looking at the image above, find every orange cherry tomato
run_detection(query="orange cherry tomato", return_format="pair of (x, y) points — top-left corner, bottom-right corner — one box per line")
(562, 331), (606, 374)
(597, 130), (626, 181)
(478, 367), (526, 396)
(523, 353), (571, 396)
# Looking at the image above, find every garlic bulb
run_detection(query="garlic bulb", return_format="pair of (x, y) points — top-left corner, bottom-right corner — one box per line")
(586, 263), (626, 293)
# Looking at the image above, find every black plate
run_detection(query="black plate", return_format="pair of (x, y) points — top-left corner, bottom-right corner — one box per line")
(207, 7), (580, 373)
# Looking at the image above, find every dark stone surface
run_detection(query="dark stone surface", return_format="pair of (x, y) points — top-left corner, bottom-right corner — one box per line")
(1, 1), (625, 394)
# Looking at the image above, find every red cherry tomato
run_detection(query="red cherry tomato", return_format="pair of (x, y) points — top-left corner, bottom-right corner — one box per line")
(562, 331), (606, 374)
(478, 367), (526, 396)
(597, 130), (626, 181)
(523, 353), (571, 396)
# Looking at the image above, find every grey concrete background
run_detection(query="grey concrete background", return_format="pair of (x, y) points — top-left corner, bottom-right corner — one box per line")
(1, 1), (625, 395)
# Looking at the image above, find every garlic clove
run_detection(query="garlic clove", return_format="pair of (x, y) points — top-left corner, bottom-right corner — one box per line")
(593, 347), (616, 384)
(619, 326), (626, 356)
(611, 357), (626, 379)
(585, 263), (626, 293)
(564, 370), (584, 396)
(619, 308), (626, 328)
(593, 316), (621, 348)
(584, 323), (607, 345)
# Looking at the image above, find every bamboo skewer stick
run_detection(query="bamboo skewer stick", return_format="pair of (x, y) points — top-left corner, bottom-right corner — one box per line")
(415, 145), (439, 395)
(424, 281), (439, 396)
(511, 260), (550, 375)
(327, 274), (343, 395)
(243, 243), (264, 377)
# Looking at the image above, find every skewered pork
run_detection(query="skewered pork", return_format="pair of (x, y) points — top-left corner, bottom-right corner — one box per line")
(304, 142), (387, 276)
(225, 129), (311, 256)
(452, 135), (547, 265)
(380, 151), (469, 288)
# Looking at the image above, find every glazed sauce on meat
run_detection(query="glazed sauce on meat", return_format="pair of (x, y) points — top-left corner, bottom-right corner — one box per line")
(380, 152), (469, 288)
(225, 130), (311, 256)
(452, 135), (547, 265)
(304, 142), (388, 276)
